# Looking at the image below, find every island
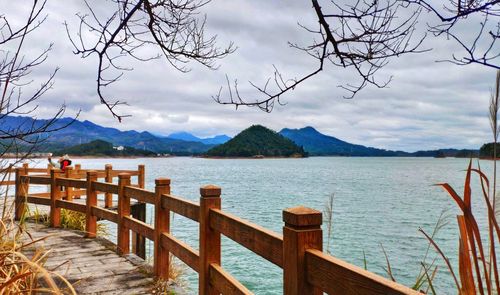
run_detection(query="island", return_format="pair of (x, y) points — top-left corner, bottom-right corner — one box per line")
(205, 125), (307, 158)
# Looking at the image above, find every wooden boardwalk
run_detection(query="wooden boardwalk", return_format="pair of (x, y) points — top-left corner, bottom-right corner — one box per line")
(22, 222), (158, 294)
(4, 163), (420, 295)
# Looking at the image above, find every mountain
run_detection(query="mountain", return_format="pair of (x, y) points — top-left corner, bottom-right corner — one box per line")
(168, 132), (231, 145)
(1, 115), (213, 155)
(206, 125), (307, 158)
(55, 140), (157, 157)
(279, 126), (405, 156)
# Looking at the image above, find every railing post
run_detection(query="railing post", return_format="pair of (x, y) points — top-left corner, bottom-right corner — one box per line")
(117, 173), (131, 255)
(65, 166), (74, 201)
(199, 185), (221, 295)
(85, 171), (98, 238)
(283, 206), (323, 295)
(154, 178), (171, 279)
(138, 164), (145, 188)
(131, 203), (146, 258)
(14, 167), (28, 221)
(74, 164), (82, 198)
(50, 169), (63, 227)
(131, 165), (146, 256)
(105, 164), (113, 208)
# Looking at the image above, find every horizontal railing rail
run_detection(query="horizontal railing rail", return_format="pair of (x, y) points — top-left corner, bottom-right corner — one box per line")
(12, 163), (420, 295)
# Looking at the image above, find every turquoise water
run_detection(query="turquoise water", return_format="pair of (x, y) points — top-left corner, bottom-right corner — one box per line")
(31, 157), (494, 293)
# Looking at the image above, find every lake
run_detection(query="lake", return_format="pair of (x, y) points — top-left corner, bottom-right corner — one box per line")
(29, 157), (494, 293)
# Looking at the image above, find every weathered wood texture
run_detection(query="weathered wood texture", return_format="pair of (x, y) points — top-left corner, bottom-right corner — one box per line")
(209, 263), (252, 295)
(91, 206), (118, 223)
(22, 223), (157, 295)
(124, 186), (155, 204)
(162, 194), (200, 221)
(305, 249), (420, 295)
(123, 215), (154, 241)
(199, 185), (222, 295)
(209, 208), (283, 267)
(161, 232), (200, 272)
(154, 178), (171, 279)
(117, 174), (131, 255)
(283, 206), (323, 295)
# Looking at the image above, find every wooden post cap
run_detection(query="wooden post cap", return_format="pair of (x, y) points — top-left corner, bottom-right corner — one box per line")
(283, 206), (322, 227)
(87, 171), (98, 176)
(118, 173), (131, 179)
(200, 185), (221, 197)
(155, 178), (171, 186)
(105, 164), (112, 168)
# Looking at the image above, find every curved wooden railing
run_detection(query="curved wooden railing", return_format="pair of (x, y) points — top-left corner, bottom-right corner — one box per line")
(9, 164), (420, 295)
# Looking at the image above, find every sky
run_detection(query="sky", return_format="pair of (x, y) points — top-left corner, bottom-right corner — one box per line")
(3, 0), (499, 152)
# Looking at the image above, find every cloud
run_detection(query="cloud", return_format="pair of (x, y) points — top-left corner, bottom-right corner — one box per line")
(2, 0), (498, 152)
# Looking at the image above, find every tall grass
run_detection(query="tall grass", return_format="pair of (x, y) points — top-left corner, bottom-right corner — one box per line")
(0, 197), (76, 294)
(58, 209), (108, 237)
(419, 160), (500, 294)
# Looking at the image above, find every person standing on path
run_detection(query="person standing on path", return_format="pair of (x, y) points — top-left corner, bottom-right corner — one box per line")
(48, 154), (72, 172)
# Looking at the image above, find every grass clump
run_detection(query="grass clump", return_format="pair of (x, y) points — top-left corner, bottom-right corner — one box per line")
(148, 255), (186, 294)
(59, 209), (108, 237)
(0, 205), (76, 294)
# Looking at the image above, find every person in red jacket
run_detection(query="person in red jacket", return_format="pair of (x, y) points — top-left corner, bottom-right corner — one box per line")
(48, 154), (72, 172)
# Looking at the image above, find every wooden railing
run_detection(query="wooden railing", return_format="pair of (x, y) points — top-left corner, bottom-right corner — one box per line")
(11, 164), (420, 295)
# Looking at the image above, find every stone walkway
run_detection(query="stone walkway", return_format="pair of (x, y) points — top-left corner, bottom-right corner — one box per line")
(22, 223), (157, 294)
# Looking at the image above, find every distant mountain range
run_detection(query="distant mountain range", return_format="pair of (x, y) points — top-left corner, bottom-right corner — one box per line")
(0, 115), (479, 157)
(1, 116), (216, 155)
(279, 126), (478, 157)
(167, 132), (231, 145)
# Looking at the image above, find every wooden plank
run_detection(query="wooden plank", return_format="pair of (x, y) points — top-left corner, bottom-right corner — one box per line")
(210, 209), (283, 267)
(111, 170), (140, 177)
(124, 186), (155, 204)
(27, 168), (50, 173)
(56, 178), (87, 189)
(91, 206), (118, 223)
(305, 249), (420, 295)
(27, 195), (51, 206)
(28, 175), (51, 185)
(30, 192), (50, 198)
(56, 199), (86, 213)
(162, 194), (199, 222)
(72, 189), (86, 197)
(123, 216), (154, 241)
(0, 180), (16, 186)
(209, 263), (253, 295)
(75, 171), (106, 179)
(92, 181), (119, 194)
(160, 232), (200, 273)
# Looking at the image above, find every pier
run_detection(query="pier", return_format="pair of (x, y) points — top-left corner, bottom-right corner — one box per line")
(3, 163), (420, 294)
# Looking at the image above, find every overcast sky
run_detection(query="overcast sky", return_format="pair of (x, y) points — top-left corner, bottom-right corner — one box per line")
(4, 1), (499, 152)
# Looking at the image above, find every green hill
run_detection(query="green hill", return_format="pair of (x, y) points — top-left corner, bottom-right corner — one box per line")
(55, 140), (157, 157)
(206, 125), (307, 158)
(479, 142), (500, 158)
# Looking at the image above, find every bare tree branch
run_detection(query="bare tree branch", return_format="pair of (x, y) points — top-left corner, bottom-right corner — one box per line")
(66, 0), (235, 121)
(214, 0), (427, 112)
